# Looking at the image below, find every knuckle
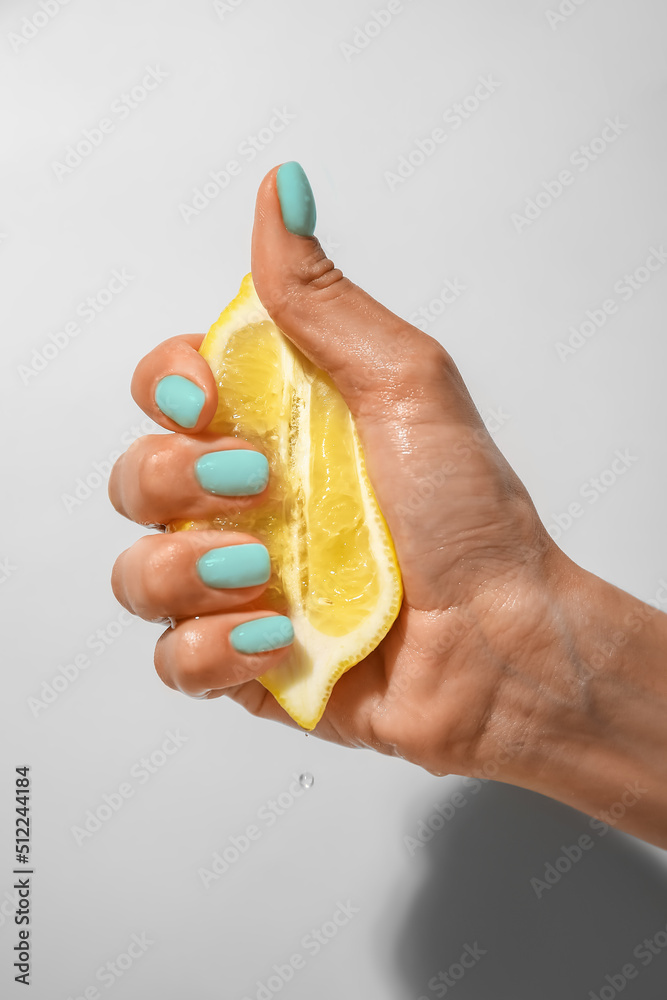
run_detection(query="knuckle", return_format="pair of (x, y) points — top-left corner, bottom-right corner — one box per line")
(139, 536), (181, 618)
(264, 245), (347, 321)
(375, 326), (445, 381)
(171, 627), (217, 694)
(295, 245), (345, 293)
(107, 452), (126, 514)
(131, 339), (180, 392)
(400, 335), (476, 416)
(135, 436), (173, 510)
(406, 331), (452, 376)
(110, 552), (132, 613)
(352, 327), (449, 408)
(154, 631), (178, 691)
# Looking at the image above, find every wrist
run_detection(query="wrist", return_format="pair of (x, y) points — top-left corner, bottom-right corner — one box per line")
(484, 550), (667, 847)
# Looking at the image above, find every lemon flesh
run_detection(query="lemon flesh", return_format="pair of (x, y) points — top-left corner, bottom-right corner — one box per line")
(172, 273), (402, 730)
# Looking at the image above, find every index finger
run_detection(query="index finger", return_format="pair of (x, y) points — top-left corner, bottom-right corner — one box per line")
(131, 334), (219, 433)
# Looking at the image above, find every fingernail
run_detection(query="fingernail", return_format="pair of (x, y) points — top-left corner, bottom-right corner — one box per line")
(196, 543), (270, 589)
(194, 450), (269, 496)
(230, 616), (294, 654)
(276, 161), (316, 236)
(155, 375), (205, 428)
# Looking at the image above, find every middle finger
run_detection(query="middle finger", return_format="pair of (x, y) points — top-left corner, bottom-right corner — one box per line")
(108, 432), (270, 527)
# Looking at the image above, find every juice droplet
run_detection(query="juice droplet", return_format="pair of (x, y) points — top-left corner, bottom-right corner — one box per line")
(299, 772), (314, 789)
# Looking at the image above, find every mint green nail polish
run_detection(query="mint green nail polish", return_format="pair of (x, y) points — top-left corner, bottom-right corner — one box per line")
(194, 450), (269, 496)
(155, 375), (205, 428)
(196, 544), (270, 589)
(276, 161), (316, 236)
(230, 616), (294, 654)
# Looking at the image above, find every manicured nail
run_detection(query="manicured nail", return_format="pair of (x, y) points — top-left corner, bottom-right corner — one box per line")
(196, 544), (270, 589)
(230, 616), (294, 654)
(155, 375), (205, 428)
(276, 161), (316, 236)
(194, 450), (269, 496)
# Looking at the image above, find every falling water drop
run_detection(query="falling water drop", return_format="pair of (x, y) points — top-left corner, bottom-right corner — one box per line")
(299, 772), (314, 789)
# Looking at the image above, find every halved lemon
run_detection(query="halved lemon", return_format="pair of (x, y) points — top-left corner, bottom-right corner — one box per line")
(172, 273), (402, 730)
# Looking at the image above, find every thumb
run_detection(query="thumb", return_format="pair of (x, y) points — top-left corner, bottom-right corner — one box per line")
(250, 162), (474, 426)
(250, 163), (521, 611)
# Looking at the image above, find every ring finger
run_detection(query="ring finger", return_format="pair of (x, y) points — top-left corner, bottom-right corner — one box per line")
(111, 529), (276, 622)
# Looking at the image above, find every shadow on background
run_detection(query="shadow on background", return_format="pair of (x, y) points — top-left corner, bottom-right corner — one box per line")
(383, 782), (667, 1000)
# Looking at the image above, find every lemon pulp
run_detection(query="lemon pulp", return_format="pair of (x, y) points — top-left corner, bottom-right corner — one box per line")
(172, 273), (402, 729)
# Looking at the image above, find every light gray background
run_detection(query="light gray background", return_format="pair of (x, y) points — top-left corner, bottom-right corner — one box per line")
(2, 1), (667, 998)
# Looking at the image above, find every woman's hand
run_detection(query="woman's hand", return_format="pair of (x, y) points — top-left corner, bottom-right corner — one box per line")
(109, 163), (667, 848)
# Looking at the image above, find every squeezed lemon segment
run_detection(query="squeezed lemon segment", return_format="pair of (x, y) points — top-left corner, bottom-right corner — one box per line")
(172, 273), (402, 729)
(306, 375), (380, 635)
